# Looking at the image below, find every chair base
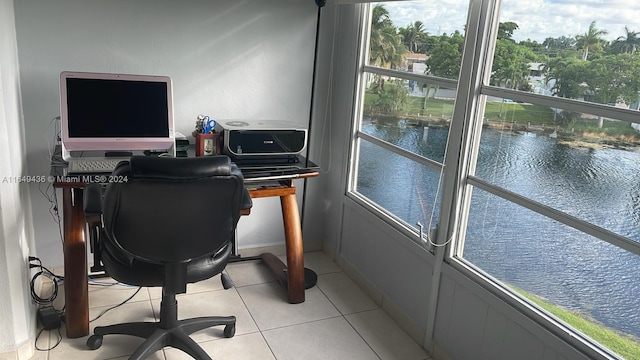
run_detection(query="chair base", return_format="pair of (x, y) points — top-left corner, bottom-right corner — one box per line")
(87, 293), (235, 360)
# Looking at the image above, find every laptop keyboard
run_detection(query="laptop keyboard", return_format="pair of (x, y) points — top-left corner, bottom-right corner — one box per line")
(67, 159), (124, 174)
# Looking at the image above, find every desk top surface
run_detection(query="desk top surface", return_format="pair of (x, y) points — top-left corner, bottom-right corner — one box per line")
(51, 145), (319, 184)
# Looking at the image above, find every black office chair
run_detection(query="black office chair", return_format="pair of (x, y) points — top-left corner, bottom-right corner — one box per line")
(83, 155), (252, 360)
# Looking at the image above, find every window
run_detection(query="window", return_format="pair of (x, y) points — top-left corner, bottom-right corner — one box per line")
(349, 1), (640, 358)
(350, 0), (467, 244)
(455, 2), (640, 357)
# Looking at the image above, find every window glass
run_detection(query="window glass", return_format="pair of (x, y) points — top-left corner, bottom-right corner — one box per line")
(461, 189), (640, 358)
(355, 140), (442, 235)
(352, 1), (468, 231)
(473, 100), (640, 243)
(491, 0), (640, 110)
(459, 1), (640, 357)
(361, 75), (453, 162)
(369, 1), (468, 77)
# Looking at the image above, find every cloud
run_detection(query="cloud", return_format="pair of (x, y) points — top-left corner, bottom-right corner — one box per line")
(381, 1), (468, 36)
(377, 0), (640, 43)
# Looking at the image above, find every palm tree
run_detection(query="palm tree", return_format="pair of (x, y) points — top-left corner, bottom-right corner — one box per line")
(399, 21), (428, 53)
(612, 26), (640, 54)
(369, 5), (405, 68)
(368, 4), (407, 93)
(542, 36), (576, 56)
(575, 21), (608, 61)
(369, 5), (395, 66)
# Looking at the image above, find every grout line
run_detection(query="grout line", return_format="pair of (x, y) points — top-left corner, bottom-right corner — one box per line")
(343, 315), (383, 360)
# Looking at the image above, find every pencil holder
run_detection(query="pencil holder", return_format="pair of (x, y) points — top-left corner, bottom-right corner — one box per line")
(195, 133), (220, 156)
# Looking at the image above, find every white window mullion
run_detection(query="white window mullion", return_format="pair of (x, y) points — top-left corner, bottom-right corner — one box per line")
(424, 0), (501, 350)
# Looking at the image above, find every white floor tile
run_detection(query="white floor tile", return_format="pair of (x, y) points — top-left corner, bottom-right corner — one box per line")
(237, 282), (341, 331)
(184, 273), (225, 294)
(302, 251), (343, 274)
(49, 301), (161, 360)
(317, 272), (380, 315)
(32, 342), (51, 360)
(225, 259), (276, 287)
(346, 309), (430, 360)
(276, 251), (342, 276)
(164, 333), (275, 360)
(263, 317), (380, 360)
(89, 294), (156, 325)
(87, 281), (149, 309)
(150, 288), (259, 342)
(42, 251), (431, 360)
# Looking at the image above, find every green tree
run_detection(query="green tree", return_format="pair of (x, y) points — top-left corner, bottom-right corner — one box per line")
(518, 39), (545, 54)
(498, 21), (519, 41)
(372, 79), (410, 115)
(399, 21), (428, 53)
(423, 31), (464, 109)
(492, 39), (538, 90)
(611, 26), (640, 54)
(586, 53), (640, 105)
(425, 31), (464, 79)
(541, 52), (588, 100)
(575, 21), (608, 61)
(586, 54), (638, 128)
(369, 5), (406, 69)
(542, 36), (576, 52)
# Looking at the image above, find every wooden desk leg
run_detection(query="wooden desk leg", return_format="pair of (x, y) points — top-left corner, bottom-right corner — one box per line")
(280, 193), (305, 304)
(62, 187), (89, 338)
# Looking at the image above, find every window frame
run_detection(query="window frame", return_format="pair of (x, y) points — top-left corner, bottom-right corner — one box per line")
(347, 2), (459, 246)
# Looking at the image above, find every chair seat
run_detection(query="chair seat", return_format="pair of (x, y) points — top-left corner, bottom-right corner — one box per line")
(100, 238), (233, 288)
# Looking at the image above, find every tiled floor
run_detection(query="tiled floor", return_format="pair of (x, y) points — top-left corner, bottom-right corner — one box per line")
(34, 251), (431, 360)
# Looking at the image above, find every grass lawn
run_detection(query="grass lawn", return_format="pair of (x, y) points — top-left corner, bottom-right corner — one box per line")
(363, 91), (640, 143)
(517, 290), (640, 360)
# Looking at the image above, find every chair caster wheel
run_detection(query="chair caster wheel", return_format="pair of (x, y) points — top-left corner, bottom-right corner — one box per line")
(86, 334), (103, 350)
(223, 324), (235, 338)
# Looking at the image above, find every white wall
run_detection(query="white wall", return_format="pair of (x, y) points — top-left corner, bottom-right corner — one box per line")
(14, 0), (318, 267)
(0, 0), (37, 357)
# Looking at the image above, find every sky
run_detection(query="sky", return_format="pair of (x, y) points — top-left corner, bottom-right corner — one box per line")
(378, 0), (640, 43)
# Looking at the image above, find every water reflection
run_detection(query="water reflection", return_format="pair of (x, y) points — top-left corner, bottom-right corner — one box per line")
(476, 129), (640, 242)
(357, 120), (447, 228)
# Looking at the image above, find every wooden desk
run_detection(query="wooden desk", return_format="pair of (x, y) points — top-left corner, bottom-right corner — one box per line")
(53, 168), (317, 338)
(247, 175), (316, 305)
(56, 182), (89, 338)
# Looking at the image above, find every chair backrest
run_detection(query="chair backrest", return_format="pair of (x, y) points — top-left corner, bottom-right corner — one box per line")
(101, 155), (246, 264)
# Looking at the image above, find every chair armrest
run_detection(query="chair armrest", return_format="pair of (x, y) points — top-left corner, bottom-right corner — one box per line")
(83, 183), (103, 217)
(241, 188), (252, 212)
(230, 161), (253, 212)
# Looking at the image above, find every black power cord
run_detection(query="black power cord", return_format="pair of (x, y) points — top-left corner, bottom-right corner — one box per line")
(28, 256), (63, 306)
(29, 256), (65, 351)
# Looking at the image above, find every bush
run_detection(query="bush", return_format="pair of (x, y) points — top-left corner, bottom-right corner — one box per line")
(372, 80), (410, 115)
